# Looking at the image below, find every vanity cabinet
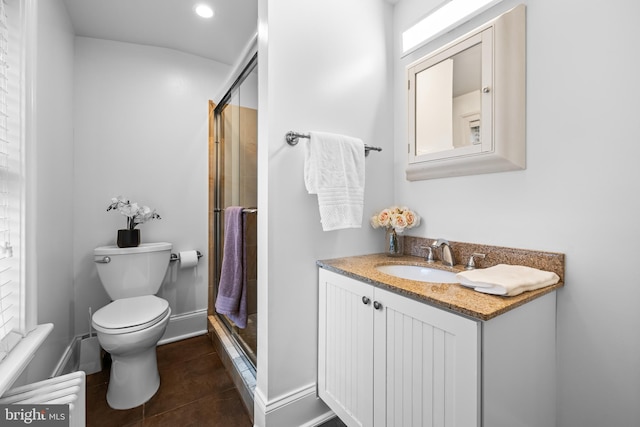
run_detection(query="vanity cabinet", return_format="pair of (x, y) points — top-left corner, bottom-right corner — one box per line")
(318, 267), (557, 427)
(318, 269), (479, 426)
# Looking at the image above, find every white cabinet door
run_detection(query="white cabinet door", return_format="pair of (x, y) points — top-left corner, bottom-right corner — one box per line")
(318, 269), (375, 427)
(319, 269), (480, 427)
(372, 287), (480, 427)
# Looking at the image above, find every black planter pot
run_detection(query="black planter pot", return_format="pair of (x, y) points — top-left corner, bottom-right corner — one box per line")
(117, 229), (140, 248)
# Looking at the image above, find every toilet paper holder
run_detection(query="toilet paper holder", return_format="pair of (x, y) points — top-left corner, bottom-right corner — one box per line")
(170, 251), (203, 262)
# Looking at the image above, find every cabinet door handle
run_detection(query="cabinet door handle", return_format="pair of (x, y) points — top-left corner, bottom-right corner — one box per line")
(362, 296), (371, 305)
(373, 301), (382, 310)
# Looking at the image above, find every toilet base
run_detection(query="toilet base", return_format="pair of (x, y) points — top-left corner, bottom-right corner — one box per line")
(94, 308), (171, 410)
(106, 346), (161, 410)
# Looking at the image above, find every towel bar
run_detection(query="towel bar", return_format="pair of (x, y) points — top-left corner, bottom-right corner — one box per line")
(213, 208), (257, 214)
(285, 131), (382, 155)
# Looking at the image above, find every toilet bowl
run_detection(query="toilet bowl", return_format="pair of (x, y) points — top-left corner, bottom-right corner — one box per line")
(92, 242), (172, 410)
(92, 295), (171, 409)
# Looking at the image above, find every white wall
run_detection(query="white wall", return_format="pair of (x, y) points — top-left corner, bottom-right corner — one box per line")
(394, 1), (640, 426)
(72, 38), (230, 336)
(255, 0), (394, 424)
(19, 0), (76, 383)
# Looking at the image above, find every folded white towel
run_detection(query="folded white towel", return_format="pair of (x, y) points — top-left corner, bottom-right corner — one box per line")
(304, 131), (365, 231)
(455, 264), (560, 297)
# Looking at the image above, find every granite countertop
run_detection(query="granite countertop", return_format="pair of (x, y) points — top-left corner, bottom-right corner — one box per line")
(317, 253), (564, 321)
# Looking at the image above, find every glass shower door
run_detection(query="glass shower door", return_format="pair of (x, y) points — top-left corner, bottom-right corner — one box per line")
(213, 56), (258, 368)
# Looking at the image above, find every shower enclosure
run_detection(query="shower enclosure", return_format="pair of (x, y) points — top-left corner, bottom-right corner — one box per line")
(209, 54), (258, 373)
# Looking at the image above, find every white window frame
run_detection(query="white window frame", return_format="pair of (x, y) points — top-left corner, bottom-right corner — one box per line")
(0, 0), (50, 396)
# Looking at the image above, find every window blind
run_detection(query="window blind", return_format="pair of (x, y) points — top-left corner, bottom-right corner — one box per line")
(0, 0), (20, 362)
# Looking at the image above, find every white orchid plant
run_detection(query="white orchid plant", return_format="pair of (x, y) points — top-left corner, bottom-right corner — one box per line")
(107, 196), (161, 230)
(370, 206), (420, 233)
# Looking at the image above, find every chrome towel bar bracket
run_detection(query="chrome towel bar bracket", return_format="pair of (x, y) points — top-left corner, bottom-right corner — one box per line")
(285, 131), (382, 156)
(285, 131), (307, 146)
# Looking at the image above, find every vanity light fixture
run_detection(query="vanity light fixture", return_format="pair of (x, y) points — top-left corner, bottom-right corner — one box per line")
(194, 3), (214, 19)
(402, 0), (501, 55)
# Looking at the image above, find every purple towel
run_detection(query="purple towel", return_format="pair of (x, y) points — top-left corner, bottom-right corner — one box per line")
(215, 206), (247, 328)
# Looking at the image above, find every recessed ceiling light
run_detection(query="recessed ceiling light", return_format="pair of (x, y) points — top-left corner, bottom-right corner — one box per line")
(194, 4), (214, 19)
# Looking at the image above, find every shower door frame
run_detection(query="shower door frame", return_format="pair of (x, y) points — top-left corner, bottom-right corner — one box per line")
(209, 53), (258, 371)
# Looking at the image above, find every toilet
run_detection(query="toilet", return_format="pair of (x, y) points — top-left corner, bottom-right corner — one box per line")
(91, 242), (172, 410)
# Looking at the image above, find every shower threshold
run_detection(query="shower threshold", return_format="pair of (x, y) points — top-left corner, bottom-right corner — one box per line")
(208, 315), (256, 420)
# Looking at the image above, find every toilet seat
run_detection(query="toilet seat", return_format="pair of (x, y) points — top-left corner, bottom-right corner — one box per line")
(92, 295), (170, 335)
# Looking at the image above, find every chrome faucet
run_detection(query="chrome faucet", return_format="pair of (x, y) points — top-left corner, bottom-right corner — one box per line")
(431, 239), (456, 267)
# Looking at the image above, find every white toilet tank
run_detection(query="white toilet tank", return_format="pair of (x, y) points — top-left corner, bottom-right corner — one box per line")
(94, 242), (172, 300)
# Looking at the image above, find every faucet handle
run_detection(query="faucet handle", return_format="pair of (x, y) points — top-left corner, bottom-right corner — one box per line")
(466, 253), (486, 270)
(420, 245), (435, 263)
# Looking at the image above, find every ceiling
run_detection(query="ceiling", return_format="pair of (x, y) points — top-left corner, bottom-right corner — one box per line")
(63, 0), (258, 66)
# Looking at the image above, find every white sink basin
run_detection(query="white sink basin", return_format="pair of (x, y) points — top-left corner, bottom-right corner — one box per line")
(376, 265), (459, 283)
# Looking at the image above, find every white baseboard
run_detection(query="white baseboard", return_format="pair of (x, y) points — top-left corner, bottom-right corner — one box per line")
(51, 335), (82, 378)
(52, 332), (104, 378)
(254, 383), (334, 427)
(158, 309), (208, 345)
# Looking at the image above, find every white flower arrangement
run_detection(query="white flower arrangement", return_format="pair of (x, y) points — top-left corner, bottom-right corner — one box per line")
(107, 196), (161, 230)
(370, 206), (420, 233)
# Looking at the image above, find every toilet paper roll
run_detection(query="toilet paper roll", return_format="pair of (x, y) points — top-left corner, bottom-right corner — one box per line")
(179, 250), (199, 269)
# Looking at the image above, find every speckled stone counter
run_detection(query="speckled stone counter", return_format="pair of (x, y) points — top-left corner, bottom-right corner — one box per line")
(317, 253), (564, 321)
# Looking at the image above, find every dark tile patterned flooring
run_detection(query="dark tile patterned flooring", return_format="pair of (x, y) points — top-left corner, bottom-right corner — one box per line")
(86, 335), (252, 427)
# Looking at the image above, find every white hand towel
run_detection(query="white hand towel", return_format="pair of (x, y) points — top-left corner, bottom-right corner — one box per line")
(455, 264), (560, 297)
(304, 131), (365, 231)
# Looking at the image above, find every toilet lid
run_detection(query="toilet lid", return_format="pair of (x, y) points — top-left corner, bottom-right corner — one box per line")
(92, 295), (169, 330)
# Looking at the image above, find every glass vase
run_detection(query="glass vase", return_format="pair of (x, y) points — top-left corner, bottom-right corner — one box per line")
(385, 228), (404, 257)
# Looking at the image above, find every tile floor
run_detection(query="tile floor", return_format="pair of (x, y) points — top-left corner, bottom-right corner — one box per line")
(86, 335), (252, 427)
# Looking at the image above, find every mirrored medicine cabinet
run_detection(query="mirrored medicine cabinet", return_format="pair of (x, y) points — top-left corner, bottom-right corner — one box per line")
(406, 4), (526, 181)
